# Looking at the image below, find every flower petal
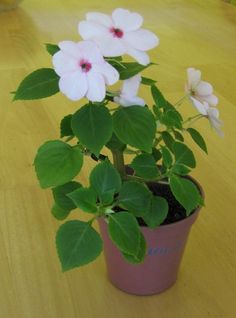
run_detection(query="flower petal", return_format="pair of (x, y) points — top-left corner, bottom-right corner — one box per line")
(86, 12), (113, 28)
(187, 68), (201, 88)
(78, 21), (108, 40)
(125, 47), (150, 65)
(94, 36), (126, 57)
(202, 94), (218, 107)
(92, 62), (119, 85)
(114, 95), (145, 107)
(76, 40), (104, 63)
(58, 41), (82, 59)
(52, 51), (78, 76)
(112, 8), (143, 31)
(86, 72), (105, 102)
(124, 29), (159, 51)
(207, 107), (224, 137)
(121, 74), (141, 96)
(190, 97), (208, 115)
(59, 71), (88, 101)
(196, 81), (213, 96)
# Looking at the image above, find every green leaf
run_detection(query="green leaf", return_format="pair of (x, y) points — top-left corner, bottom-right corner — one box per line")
(172, 142), (196, 168)
(118, 181), (152, 216)
(151, 85), (167, 108)
(56, 220), (103, 271)
(161, 146), (173, 168)
(129, 153), (158, 179)
(110, 62), (153, 80)
(173, 130), (184, 142)
(71, 104), (113, 156)
(161, 131), (175, 151)
(52, 181), (82, 210)
(113, 106), (156, 153)
(45, 43), (60, 55)
(60, 114), (74, 138)
(34, 140), (83, 188)
(172, 164), (191, 176)
(169, 175), (202, 215)
(141, 77), (157, 86)
(122, 232), (146, 264)
(152, 148), (162, 162)
(51, 203), (70, 221)
(161, 109), (183, 129)
(108, 212), (141, 255)
(90, 161), (121, 204)
(106, 133), (126, 152)
(142, 196), (168, 228)
(67, 187), (97, 213)
(187, 128), (208, 154)
(13, 68), (59, 100)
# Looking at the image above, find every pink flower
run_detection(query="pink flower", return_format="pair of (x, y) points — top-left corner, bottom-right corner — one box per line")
(52, 40), (119, 102)
(114, 74), (145, 107)
(78, 8), (159, 65)
(186, 67), (218, 108)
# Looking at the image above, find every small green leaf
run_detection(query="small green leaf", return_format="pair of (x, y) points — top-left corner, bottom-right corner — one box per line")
(110, 61), (153, 80)
(67, 187), (97, 213)
(161, 146), (173, 168)
(13, 68), (59, 100)
(173, 130), (184, 142)
(172, 142), (196, 168)
(151, 85), (167, 108)
(142, 196), (168, 228)
(52, 181), (82, 210)
(60, 114), (74, 138)
(71, 103), (113, 156)
(108, 212), (141, 255)
(161, 131), (175, 151)
(34, 140), (83, 188)
(106, 133), (126, 152)
(152, 148), (162, 162)
(141, 77), (157, 86)
(169, 175), (202, 215)
(90, 161), (121, 204)
(122, 232), (146, 264)
(56, 220), (103, 271)
(161, 109), (183, 129)
(130, 153), (158, 179)
(45, 43), (60, 55)
(51, 203), (70, 221)
(118, 181), (152, 216)
(172, 164), (191, 176)
(187, 128), (208, 154)
(113, 106), (156, 153)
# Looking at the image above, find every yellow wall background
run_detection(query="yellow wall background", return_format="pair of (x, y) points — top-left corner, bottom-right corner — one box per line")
(0, 1), (236, 317)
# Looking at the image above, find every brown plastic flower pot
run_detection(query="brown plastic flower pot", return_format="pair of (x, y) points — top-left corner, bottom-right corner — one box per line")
(98, 178), (203, 296)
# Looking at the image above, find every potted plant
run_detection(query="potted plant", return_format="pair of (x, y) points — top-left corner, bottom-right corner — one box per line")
(13, 8), (223, 295)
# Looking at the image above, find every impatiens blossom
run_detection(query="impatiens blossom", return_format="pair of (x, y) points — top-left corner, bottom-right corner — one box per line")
(186, 67), (218, 109)
(114, 74), (145, 107)
(78, 8), (159, 65)
(52, 40), (119, 102)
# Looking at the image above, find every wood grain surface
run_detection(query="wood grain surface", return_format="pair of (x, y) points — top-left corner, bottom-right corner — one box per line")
(0, 1), (236, 317)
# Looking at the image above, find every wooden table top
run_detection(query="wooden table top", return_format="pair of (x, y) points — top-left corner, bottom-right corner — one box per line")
(0, 1), (236, 317)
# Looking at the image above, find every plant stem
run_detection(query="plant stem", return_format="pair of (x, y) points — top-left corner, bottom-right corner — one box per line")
(174, 94), (189, 107)
(183, 114), (203, 126)
(111, 149), (126, 180)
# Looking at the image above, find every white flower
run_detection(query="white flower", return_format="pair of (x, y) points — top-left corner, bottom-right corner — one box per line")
(186, 67), (218, 109)
(78, 8), (159, 65)
(52, 40), (119, 102)
(114, 74), (145, 107)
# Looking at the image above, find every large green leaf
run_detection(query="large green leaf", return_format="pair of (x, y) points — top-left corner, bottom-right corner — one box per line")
(113, 106), (156, 153)
(142, 196), (168, 228)
(172, 142), (196, 168)
(13, 68), (59, 100)
(52, 181), (82, 210)
(129, 153), (159, 179)
(71, 104), (113, 156)
(108, 212), (141, 256)
(90, 161), (121, 204)
(34, 140), (83, 188)
(169, 175), (202, 215)
(187, 128), (208, 154)
(67, 187), (97, 213)
(122, 232), (146, 264)
(56, 220), (103, 271)
(118, 181), (152, 216)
